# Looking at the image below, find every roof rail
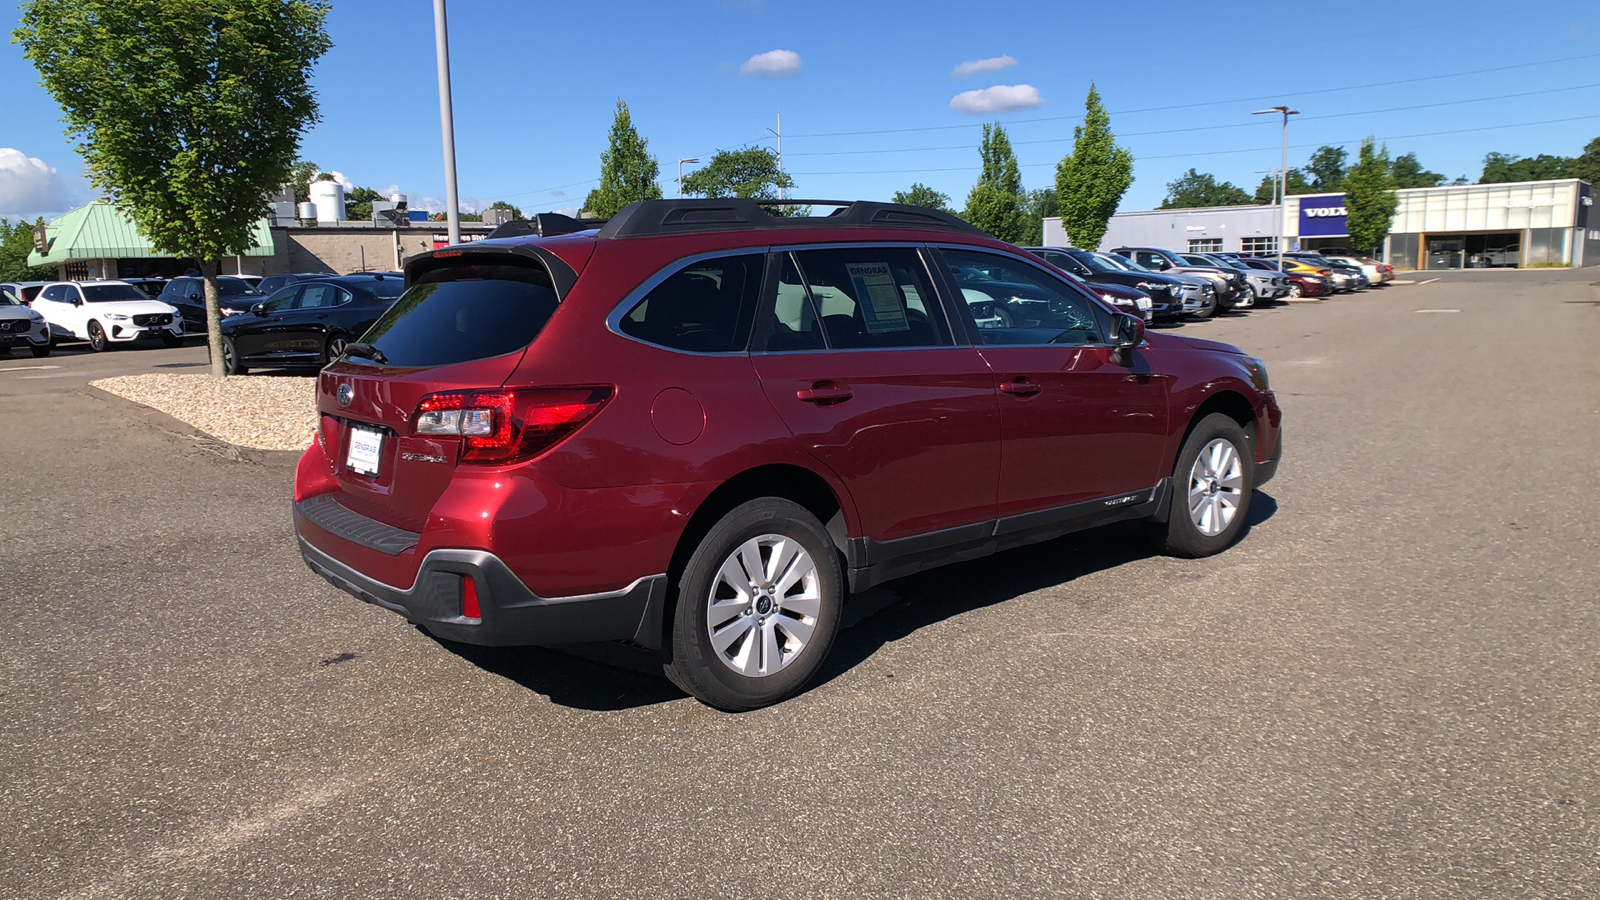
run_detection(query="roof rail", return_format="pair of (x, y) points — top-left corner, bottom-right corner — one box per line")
(484, 212), (608, 241)
(594, 198), (984, 240)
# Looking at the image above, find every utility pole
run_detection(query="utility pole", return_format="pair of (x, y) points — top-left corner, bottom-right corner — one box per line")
(677, 158), (699, 199)
(1253, 106), (1299, 268)
(433, 0), (461, 245)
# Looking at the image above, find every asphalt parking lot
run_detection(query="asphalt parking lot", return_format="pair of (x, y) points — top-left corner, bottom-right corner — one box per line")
(2, 269), (1597, 899)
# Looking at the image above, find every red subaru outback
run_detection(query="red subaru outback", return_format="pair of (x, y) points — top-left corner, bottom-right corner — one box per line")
(294, 200), (1282, 710)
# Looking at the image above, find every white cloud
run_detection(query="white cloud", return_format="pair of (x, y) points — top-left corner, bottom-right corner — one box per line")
(554, 205), (580, 218)
(951, 55), (1018, 78)
(550, 189), (566, 198)
(310, 168), (355, 192)
(740, 49), (802, 79)
(0, 148), (82, 219)
(949, 84), (1043, 115)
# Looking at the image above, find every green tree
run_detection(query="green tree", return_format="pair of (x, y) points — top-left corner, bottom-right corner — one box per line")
(490, 200), (524, 220)
(963, 122), (1027, 242)
(1389, 152), (1446, 189)
(1252, 169), (1310, 204)
(16, 0), (331, 378)
(345, 186), (385, 222)
(1302, 145), (1349, 192)
(1019, 187), (1058, 246)
(1054, 84), (1134, 250)
(1479, 152), (1570, 184)
(1343, 138), (1398, 255)
(680, 147), (800, 214)
(287, 159), (320, 203)
(0, 217), (57, 282)
(891, 182), (953, 212)
(1569, 136), (1600, 186)
(582, 99), (662, 217)
(1159, 169), (1253, 209)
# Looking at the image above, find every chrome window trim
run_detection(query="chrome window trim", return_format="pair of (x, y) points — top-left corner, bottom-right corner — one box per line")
(603, 247), (769, 357)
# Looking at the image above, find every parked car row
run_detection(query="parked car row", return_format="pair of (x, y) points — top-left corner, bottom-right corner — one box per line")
(1018, 246), (1393, 325)
(0, 271), (408, 361)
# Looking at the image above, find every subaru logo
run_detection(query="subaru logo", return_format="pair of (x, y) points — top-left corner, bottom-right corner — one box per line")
(337, 384), (353, 408)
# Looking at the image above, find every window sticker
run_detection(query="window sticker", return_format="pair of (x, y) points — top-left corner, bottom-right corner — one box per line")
(845, 262), (909, 334)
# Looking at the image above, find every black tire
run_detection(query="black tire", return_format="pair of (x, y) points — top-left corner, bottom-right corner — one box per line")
(221, 336), (248, 375)
(663, 498), (844, 711)
(1288, 282), (1304, 299)
(1144, 413), (1254, 558)
(87, 320), (109, 352)
(160, 331), (184, 348)
(323, 333), (350, 366)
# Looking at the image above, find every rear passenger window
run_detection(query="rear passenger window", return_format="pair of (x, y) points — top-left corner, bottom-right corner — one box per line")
(619, 254), (761, 353)
(784, 248), (952, 349)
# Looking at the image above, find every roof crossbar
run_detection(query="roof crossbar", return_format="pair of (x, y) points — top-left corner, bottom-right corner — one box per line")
(594, 199), (984, 239)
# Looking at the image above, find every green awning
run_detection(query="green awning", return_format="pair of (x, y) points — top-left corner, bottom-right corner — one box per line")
(27, 201), (274, 266)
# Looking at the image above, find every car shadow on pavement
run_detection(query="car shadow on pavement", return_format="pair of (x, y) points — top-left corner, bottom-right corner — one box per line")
(429, 491), (1278, 712)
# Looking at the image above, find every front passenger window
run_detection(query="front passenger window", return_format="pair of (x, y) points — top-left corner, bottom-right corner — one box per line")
(942, 249), (1106, 346)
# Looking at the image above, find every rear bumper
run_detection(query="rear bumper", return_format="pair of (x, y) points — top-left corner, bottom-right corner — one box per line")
(295, 508), (668, 649)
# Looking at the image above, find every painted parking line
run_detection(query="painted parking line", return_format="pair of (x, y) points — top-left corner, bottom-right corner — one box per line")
(0, 365), (61, 373)
(1415, 309), (1461, 314)
(1417, 277), (1441, 285)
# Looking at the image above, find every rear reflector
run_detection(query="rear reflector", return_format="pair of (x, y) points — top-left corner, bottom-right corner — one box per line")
(462, 576), (481, 619)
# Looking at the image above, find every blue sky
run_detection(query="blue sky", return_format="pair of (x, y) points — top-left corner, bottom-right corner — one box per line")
(3, 0), (1599, 222)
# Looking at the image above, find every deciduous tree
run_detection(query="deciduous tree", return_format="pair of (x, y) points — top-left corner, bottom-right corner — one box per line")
(1159, 169), (1253, 209)
(1389, 152), (1446, 189)
(1302, 145), (1349, 192)
(1570, 136), (1600, 187)
(1343, 138), (1398, 255)
(1054, 85), (1133, 250)
(680, 147), (799, 214)
(964, 122), (1027, 243)
(0, 218), (56, 282)
(891, 183), (953, 213)
(15, 0), (331, 378)
(583, 99), (662, 217)
(1478, 151), (1570, 184)
(1019, 187), (1058, 246)
(1252, 169), (1310, 204)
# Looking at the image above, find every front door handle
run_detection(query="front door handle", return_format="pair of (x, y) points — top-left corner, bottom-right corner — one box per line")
(796, 383), (853, 405)
(999, 378), (1042, 397)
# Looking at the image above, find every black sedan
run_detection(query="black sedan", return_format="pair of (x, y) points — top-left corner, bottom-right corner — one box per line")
(158, 276), (266, 333)
(219, 274), (406, 375)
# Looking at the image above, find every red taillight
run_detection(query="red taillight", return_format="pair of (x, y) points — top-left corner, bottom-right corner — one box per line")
(462, 576), (481, 619)
(411, 386), (613, 464)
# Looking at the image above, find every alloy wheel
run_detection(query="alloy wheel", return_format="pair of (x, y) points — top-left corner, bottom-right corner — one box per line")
(705, 534), (822, 678)
(1187, 438), (1244, 537)
(327, 336), (348, 360)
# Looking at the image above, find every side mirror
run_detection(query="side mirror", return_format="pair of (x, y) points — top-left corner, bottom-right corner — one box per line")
(1111, 312), (1145, 354)
(188, 292), (201, 300)
(71, 297), (83, 306)
(251, 303), (267, 316)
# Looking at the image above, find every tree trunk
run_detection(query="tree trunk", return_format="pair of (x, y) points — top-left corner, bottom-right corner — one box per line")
(202, 259), (226, 379)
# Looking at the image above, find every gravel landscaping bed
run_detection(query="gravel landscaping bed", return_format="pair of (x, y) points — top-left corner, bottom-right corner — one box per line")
(91, 373), (317, 451)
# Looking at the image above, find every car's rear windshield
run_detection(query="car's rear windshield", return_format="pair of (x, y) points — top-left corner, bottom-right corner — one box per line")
(361, 259), (559, 367)
(216, 278), (260, 298)
(361, 278), (406, 299)
(82, 284), (151, 302)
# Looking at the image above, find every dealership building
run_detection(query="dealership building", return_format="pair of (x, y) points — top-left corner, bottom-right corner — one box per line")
(1044, 178), (1598, 269)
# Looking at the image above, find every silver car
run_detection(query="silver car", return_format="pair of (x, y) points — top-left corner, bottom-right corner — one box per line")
(0, 287), (52, 357)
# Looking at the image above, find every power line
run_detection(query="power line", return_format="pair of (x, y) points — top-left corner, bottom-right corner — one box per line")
(788, 113), (1600, 176)
(785, 52), (1600, 139)
(785, 82), (1600, 157)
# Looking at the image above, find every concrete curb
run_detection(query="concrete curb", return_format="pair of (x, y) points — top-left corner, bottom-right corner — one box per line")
(81, 384), (302, 467)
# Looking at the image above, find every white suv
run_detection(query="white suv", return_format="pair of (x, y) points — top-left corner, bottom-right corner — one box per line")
(31, 281), (185, 352)
(1, 286), (52, 357)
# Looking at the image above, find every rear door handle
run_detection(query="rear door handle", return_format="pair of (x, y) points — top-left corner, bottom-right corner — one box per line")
(999, 379), (1042, 397)
(796, 383), (853, 405)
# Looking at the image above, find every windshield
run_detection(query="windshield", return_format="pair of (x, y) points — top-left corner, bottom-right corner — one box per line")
(1294, 255), (1336, 267)
(216, 278), (261, 299)
(82, 284), (152, 302)
(1, 289), (21, 306)
(1071, 251), (1123, 274)
(1097, 254), (1141, 272)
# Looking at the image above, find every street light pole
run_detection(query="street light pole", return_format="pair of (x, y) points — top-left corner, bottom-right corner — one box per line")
(1253, 106), (1299, 269)
(677, 158), (699, 199)
(433, 0), (461, 246)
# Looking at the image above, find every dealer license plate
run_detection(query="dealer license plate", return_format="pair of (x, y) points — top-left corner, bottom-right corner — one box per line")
(346, 426), (384, 476)
(0, 334), (15, 345)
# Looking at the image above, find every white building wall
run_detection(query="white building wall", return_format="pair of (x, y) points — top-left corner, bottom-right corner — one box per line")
(1049, 205), (1283, 252)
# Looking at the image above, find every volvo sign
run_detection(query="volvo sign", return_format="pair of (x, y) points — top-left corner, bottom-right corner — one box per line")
(1299, 194), (1349, 237)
